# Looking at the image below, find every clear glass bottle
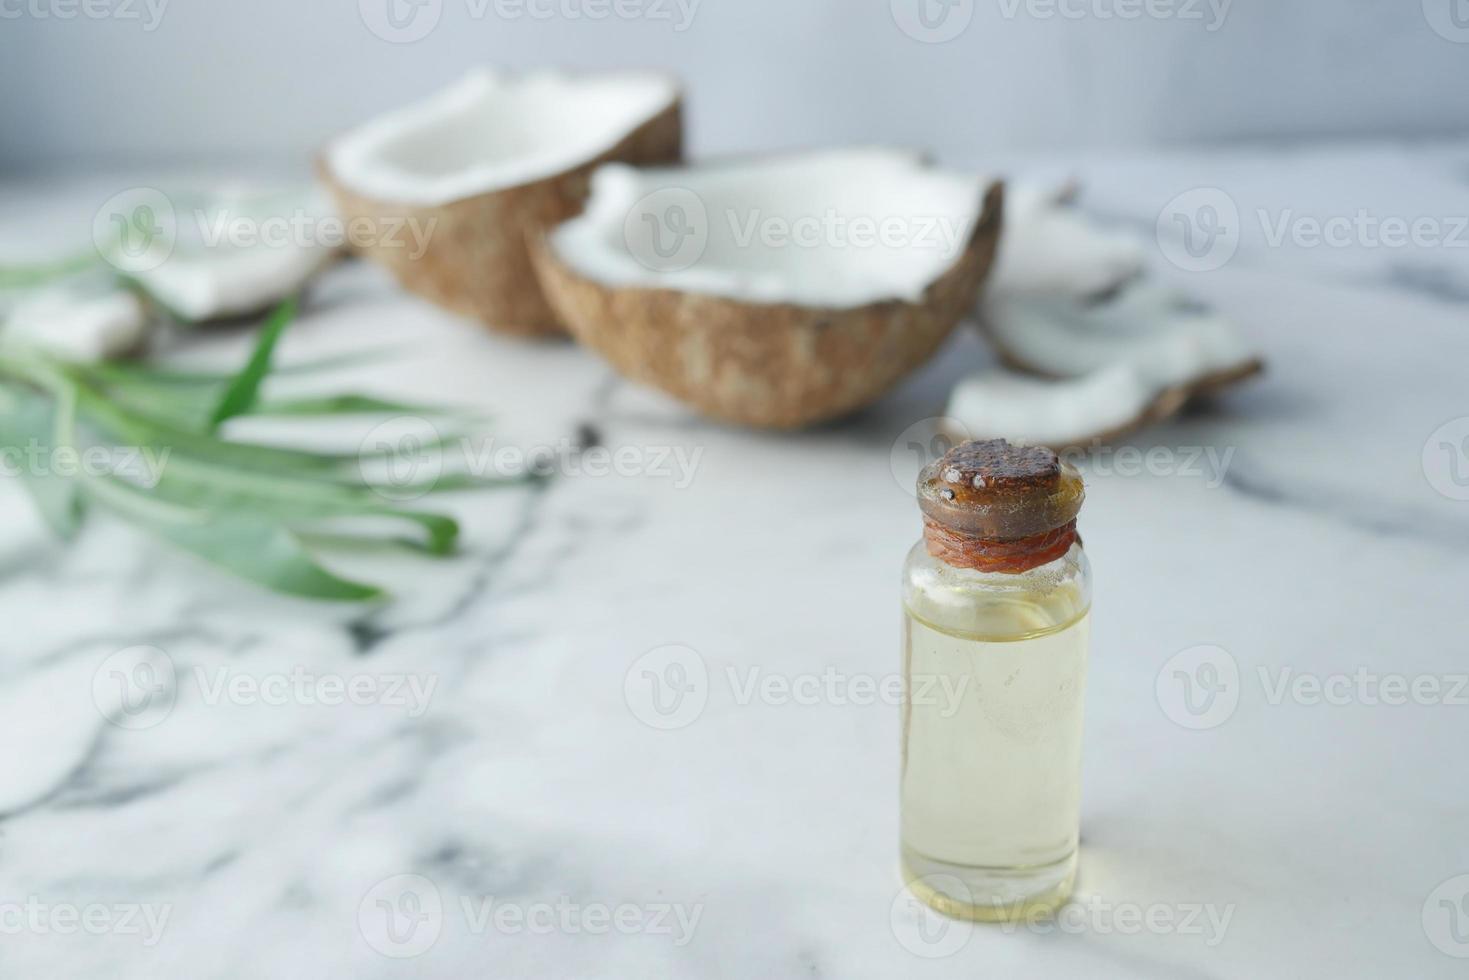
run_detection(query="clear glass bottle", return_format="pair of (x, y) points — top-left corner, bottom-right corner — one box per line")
(900, 439), (1091, 921)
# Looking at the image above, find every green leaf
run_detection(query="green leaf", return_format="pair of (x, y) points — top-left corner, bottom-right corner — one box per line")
(140, 455), (460, 556)
(83, 345), (409, 388)
(0, 383), (83, 538)
(0, 252), (99, 290)
(84, 475), (383, 601)
(248, 394), (470, 418)
(207, 296), (297, 431)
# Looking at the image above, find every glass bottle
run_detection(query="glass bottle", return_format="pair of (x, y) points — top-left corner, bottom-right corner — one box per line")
(900, 439), (1092, 921)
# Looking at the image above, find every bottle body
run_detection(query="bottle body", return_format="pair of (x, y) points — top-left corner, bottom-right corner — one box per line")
(900, 540), (1092, 920)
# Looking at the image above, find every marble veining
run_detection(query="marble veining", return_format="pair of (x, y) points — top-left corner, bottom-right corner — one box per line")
(0, 142), (1466, 978)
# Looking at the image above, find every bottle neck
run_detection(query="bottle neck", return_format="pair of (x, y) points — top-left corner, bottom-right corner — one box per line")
(922, 517), (1079, 574)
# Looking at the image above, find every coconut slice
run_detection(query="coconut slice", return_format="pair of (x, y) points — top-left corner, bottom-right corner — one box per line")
(4, 276), (149, 361)
(129, 187), (339, 322)
(322, 68), (682, 337)
(533, 149), (1003, 428)
(951, 285), (1262, 446)
(990, 182), (1144, 300)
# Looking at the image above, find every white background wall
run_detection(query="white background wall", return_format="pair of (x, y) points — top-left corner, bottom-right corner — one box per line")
(3, 0), (1467, 173)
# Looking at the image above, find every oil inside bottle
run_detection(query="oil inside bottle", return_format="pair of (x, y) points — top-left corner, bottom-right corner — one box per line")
(900, 599), (1089, 920)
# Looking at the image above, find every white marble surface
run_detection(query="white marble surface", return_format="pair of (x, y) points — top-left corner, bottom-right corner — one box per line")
(1, 141), (1467, 978)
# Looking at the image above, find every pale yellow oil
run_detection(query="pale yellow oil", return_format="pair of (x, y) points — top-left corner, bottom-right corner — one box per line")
(900, 603), (1089, 920)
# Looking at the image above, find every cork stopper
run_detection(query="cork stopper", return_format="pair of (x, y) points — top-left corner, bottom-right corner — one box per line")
(918, 439), (1084, 541)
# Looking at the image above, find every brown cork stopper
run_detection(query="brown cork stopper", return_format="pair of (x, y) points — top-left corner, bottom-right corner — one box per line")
(918, 438), (1084, 543)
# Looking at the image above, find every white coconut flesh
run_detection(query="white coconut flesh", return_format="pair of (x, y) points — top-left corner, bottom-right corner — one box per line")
(326, 69), (680, 207)
(951, 285), (1260, 446)
(128, 188), (338, 322)
(4, 278), (148, 362)
(990, 182), (1144, 300)
(548, 149), (993, 308)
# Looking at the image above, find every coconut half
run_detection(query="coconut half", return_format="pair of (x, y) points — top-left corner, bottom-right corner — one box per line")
(533, 149), (1003, 428)
(950, 285), (1263, 447)
(322, 69), (682, 337)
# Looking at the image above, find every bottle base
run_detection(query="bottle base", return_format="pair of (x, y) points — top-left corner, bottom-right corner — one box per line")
(900, 847), (1076, 922)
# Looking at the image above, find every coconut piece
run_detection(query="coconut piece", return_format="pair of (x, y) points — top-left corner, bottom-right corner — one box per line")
(533, 149), (1003, 428)
(4, 280), (149, 361)
(130, 187), (339, 322)
(990, 182), (1144, 300)
(951, 285), (1262, 446)
(322, 69), (682, 337)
